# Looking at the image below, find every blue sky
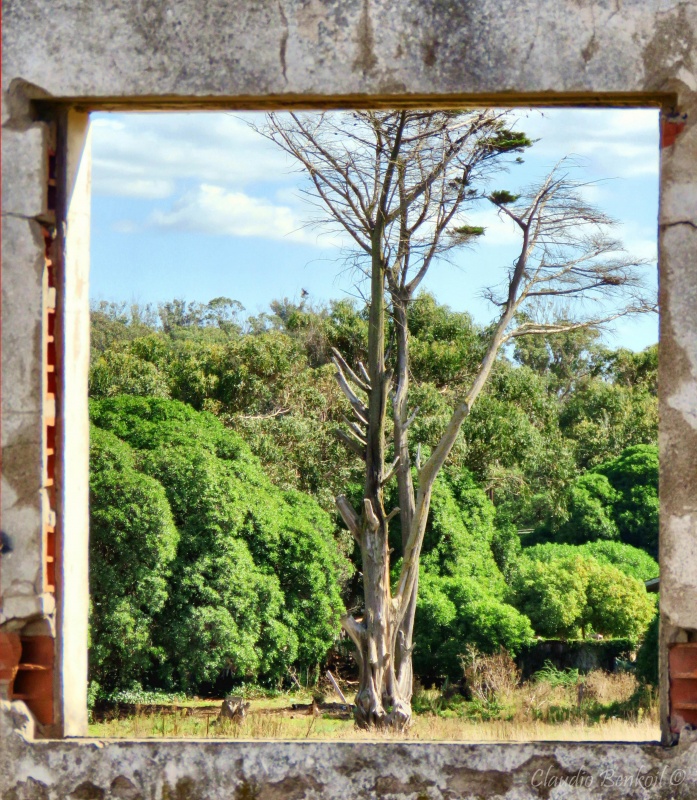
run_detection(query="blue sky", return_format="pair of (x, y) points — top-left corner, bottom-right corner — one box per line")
(90, 108), (659, 350)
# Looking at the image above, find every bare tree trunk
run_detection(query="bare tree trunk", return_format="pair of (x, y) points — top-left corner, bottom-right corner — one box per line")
(346, 228), (414, 729)
(392, 298), (417, 706)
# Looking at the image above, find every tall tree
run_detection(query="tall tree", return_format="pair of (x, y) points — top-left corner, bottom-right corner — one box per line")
(264, 111), (654, 728)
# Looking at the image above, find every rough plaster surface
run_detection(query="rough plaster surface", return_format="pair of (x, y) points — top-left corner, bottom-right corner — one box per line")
(0, 212), (47, 630)
(1, 0), (696, 104)
(1, 702), (696, 800)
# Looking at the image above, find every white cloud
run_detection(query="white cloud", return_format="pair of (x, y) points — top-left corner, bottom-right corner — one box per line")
(616, 220), (659, 263)
(147, 184), (340, 247)
(91, 111), (293, 198)
(97, 177), (175, 199)
(517, 108), (660, 179)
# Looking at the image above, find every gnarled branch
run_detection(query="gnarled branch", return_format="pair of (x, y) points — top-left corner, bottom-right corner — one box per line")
(336, 495), (361, 542)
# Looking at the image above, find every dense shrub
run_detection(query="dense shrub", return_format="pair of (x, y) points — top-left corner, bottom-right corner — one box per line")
(522, 540), (659, 583)
(413, 571), (534, 680)
(531, 445), (659, 558)
(554, 472), (620, 544)
(636, 612), (659, 686)
(403, 470), (535, 680)
(89, 427), (179, 691)
(596, 445), (658, 557)
(89, 396), (350, 694)
(510, 555), (655, 641)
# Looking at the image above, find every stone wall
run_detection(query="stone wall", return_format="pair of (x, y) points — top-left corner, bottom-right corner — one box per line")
(3, 700), (697, 800)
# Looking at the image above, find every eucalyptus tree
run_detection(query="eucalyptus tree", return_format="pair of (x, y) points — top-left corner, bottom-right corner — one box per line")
(260, 110), (654, 729)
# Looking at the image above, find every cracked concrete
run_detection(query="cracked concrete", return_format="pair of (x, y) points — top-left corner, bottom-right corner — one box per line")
(2, 700), (697, 800)
(0, 0), (695, 104)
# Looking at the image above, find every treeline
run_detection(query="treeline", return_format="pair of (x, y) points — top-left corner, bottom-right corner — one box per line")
(89, 295), (659, 696)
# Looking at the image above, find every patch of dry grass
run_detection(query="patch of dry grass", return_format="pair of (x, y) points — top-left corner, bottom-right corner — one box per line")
(87, 709), (659, 742)
(87, 669), (659, 742)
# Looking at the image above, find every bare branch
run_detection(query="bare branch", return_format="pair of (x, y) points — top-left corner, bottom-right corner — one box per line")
(332, 347), (370, 393)
(334, 428), (366, 459)
(238, 407), (290, 420)
(404, 406), (419, 430)
(386, 507), (401, 523)
(341, 415), (367, 445)
(357, 361), (372, 388)
(334, 367), (369, 424)
(381, 457), (400, 486)
(336, 495), (361, 542)
(341, 615), (367, 649)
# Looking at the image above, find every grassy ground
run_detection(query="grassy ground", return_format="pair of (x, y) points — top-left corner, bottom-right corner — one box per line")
(88, 667), (660, 742)
(88, 711), (659, 742)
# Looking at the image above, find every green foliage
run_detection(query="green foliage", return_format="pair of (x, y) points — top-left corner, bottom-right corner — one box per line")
(532, 444), (659, 558)
(533, 661), (580, 687)
(406, 294), (484, 388)
(413, 571), (534, 679)
(521, 540), (658, 582)
(89, 396), (349, 694)
(419, 471), (503, 591)
(596, 445), (658, 557)
(98, 687), (187, 705)
(635, 612), (659, 686)
(513, 325), (606, 398)
(481, 128), (533, 153)
(559, 381), (657, 471)
(510, 554), (655, 641)
(552, 472), (620, 544)
(89, 296), (656, 536)
(489, 190), (520, 205)
(405, 473), (534, 680)
(510, 557), (589, 639)
(88, 296), (659, 692)
(90, 351), (171, 399)
(490, 511), (523, 582)
(584, 561), (656, 641)
(606, 345), (658, 395)
(448, 225), (486, 243)
(89, 426), (179, 692)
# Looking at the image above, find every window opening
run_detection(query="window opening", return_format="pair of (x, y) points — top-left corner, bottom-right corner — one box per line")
(12, 106), (667, 742)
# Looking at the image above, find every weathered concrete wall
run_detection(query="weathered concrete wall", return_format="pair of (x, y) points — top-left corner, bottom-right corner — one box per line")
(2, 700), (697, 800)
(0, 0), (694, 104)
(1, 104), (52, 630)
(3, 0), (697, 794)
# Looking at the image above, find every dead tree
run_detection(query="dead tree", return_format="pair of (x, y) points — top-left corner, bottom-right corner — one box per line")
(260, 111), (654, 729)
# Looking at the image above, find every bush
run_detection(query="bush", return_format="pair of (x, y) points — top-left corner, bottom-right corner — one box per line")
(555, 472), (620, 544)
(461, 646), (521, 703)
(413, 571), (534, 680)
(584, 561), (656, 641)
(89, 427), (179, 692)
(596, 445), (658, 557)
(89, 396), (350, 694)
(533, 661), (580, 687)
(416, 470), (507, 593)
(531, 445), (659, 558)
(636, 612), (659, 686)
(510, 554), (655, 641)
(522, 540), (658, 583)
